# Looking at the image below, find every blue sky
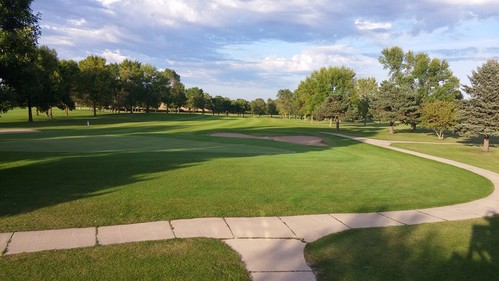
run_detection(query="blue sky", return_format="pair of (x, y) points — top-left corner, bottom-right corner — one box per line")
(33, 0), (499, 100)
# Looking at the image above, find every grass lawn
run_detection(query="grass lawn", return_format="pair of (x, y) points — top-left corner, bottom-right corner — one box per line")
(305, 216), (499, 281)
(340, 122), (499, 145)
(0, 109), (493, 232)
(0, 238), (250, 281)
(392, 143), (499, 173)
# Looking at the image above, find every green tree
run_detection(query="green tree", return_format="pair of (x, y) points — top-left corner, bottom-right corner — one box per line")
(420, 100), (457, 140)
(186, 87), (204, 113)
(58, 59), (79, 115)
(162, 69), (185, 113)
(77, 55), (113, 117)
(222, 97), (232, 116)
(455, 59), (499, 152)
(373, 80), (405, 134)
(31, 46), (63, 118)
(275, 89), (295, 119)
(232, 98), (249, 116)
(211, 95), (225, 115)
(140, 64), (163, 113)
(379, 47), (461, 131)
(266, 98), (278, 118)
(119, 59), (143, 113)
(295, 66), (356, 123)
(250, 98), (266, 117)
(0, 0), (40, 118)
(314, 96), (343, 130)
(203, 92), (212, 115)
(354, 77), (378, 125)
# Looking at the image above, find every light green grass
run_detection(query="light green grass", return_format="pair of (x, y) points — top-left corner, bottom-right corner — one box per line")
(305, 216), (499, 281)
(392, 143), (499, 173)
(0, 238), (250, 281)
(339, 122), (499, 144)
(0, 109), (493, 231)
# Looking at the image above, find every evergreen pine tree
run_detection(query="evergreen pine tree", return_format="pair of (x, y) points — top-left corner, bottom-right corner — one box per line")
(456, 59), (499, 152)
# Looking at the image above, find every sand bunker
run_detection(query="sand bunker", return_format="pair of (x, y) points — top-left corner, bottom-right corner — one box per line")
(0, 129), (40, 134)
(212, 132), (327, 147)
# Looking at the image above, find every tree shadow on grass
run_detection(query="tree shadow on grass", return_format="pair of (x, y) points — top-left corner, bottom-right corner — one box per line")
(0, 125), (364, 231)
(4, 114), (474, 232)
(305, 214), (499, 281)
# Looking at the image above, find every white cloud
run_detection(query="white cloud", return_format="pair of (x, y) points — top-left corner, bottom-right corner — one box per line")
(97, 0), (123, 7)
(67, 18), (87, 26)
(355, 19), (392, 31)
(258, 44), (378, 73)
(100, 49), (128, 63)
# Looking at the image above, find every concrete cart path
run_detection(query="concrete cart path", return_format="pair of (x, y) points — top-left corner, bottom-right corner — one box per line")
(1, 134), (498, 281)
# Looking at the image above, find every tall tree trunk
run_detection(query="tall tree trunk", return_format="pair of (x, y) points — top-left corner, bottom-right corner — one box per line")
(388, 122), (395, 134)
(93, 101), (97, 117)
(482, 136), (490, 152)
(411, 123), (417, 132)
(335, 118), (340, 131)
(363, 117), (367, 126)
(28, 97), (33, 122)
(329, 117), (332, 128)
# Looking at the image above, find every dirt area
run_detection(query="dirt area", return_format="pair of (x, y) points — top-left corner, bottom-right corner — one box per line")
(211, 132), (327, 147)
(0, 129), (40, 134)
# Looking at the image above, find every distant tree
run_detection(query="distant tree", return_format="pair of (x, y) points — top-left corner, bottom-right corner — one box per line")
(211, 95), (225, 115)
(314, 96), (344, 130)
(77, 55), (113, 117)
(275, 89), (295, 119)
(420, 100), (457, 140)
(119, 59), (143, 113)
(455, 59), (499, 152)
(250, 98), (266, 116)
(266, 98), (278, 117)
(294, 66), (356, 122)
(0, 0), (40, 119)
(379, 46), (461, 131)
(31, 46), (64, 118)
(203, 92), (212, 115)
(140, 64), (163, 113)
(222, 97), (232, 115)
(186, 87), (204, 113)
(162, 69), (185, 113)
(58, 59), (79, 115)
(354, 77), (378, 125)
(161, 68), (187, 113)
(232, 98), (249, 116)
(372, 80), (405, 134)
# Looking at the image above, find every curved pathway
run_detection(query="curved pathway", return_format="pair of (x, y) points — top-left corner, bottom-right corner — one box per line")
(1, 134), (498, 281)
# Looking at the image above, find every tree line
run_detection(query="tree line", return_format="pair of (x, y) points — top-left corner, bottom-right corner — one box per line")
(273, 47), (498, 151)
(0, 1), (279, 121)
(1, 42), (279, 120)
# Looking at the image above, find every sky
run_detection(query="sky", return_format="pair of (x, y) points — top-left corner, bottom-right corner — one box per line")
(32, 0), (499, 100)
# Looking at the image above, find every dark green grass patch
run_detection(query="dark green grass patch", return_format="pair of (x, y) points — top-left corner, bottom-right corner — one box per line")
(0, 238), (250, 281)
(305, 216), (499, 281)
